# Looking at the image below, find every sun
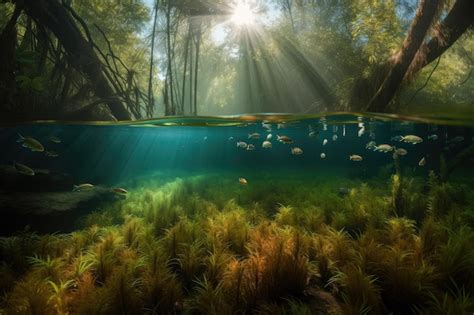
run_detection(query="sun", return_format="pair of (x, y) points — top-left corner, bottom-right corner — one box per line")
(230, 1), (257, 26)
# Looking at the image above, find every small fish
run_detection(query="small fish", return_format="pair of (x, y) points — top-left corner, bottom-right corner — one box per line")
(266, 134), (272, 141)
(14, 162), (35, 176)
(323, 123), (328, 131)
(262, 141), (272, 149)
(427, 134), (438, 141)
(48, 136), (61, 144)
(400, 135), (423, 144)
(248, 133), (261, 140)
(45, 151), (59, 158)
(323, 139), (328, 146)
(358, 127), (365, 137)
(277, 123), (284, 129)
(365, 141), (377, 150)
(349, 155), (363, 161)
(332, 135), (338, 141)
(394, 148), (408, 156)
(309, 131), (318, 138)
(369, 132), (376, 140)
(246, 144), (255, 151)
(262, 122), (272, 131)
(342, 125), (346, 137)
(111, 188), (128, 196)
(17, 134), (44, 152)
(374, 144), (394, 153)
(291, 147), (303, 155)
(228, 137), (234, 141)
(320, 153), (326, 159)
(277, 135), (293, 144)
(73, 183), (94, 192)
(418, 157), (426, 166)
(236, 141), (248, 149)
(239, 178), (248, 185)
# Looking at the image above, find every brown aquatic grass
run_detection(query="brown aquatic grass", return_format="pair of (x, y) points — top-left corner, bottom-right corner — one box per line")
(1, 173), (474, 314)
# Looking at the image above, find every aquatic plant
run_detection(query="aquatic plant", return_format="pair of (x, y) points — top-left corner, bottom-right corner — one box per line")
(27, 254), (63, 281)
(141, 262), (183, 313)
(189, 276), (232, 314)
(102, 266), (142, 315)
(377, 246), (438, 313)
(122, 217), (141, 249)
(70, 254), (95, 279)
(4, 277), (55, 314)
(286, 298), (313, 315)
(86, 231), (124, 284)
(1, 172), (474, 314)
(206, 207), (250, 256)
(436, 226), (474, 292)
(275, 204), (297, 227)
(48, 279), (75, 314)
(0, 262), (16, 295)
(328, 264), (383, 315)
(204, 246), (233, 287)
(175, 240), (206, 290)
(424, 281), (474, 314)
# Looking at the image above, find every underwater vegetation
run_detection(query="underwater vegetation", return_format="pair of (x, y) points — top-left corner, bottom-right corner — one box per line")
(1, 170), (474, 314)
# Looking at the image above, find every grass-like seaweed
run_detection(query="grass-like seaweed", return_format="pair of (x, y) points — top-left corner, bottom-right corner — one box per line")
(1, 171), (473, 314)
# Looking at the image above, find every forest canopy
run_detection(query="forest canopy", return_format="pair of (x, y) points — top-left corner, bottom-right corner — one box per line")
(0, 0), (472, 120)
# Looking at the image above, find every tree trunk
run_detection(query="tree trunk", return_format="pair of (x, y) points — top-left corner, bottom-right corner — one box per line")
(181, 24), (191, 115)
(366, 0), (441, 112)
(189, 39), (194, 115)
(193, 31), (201, 116)
(18, 0), (131, 120)
(147, 0), (159, 117)
(0, 4), (23, 110)
(166, 1), (175, 115)
(413, 0), (474, 73)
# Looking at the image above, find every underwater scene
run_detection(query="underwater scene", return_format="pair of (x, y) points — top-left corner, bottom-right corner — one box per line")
(0, 114), (473, 314)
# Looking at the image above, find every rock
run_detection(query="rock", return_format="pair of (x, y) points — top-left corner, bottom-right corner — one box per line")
(0, 165), (74, 192)
(0, 186), (116, 235)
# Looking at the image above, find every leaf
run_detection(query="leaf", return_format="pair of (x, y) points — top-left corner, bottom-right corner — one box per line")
(31, 76), (45, 92)
(15, 50), (38, 65)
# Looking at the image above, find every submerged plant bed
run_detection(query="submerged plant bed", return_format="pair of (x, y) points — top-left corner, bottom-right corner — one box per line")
(0, 173), (473, 314)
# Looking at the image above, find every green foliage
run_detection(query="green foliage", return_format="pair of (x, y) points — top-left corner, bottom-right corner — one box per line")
(1, 173), (473, 314)
(329, 264), (383, 315)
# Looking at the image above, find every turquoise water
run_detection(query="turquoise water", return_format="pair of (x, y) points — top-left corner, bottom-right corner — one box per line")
(1, 113), (473, 186)
(2, 113), (474, 314)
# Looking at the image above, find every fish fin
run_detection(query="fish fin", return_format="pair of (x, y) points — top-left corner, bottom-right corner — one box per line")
(17, 133), (25, 143)
(73, 185), (79, 191)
